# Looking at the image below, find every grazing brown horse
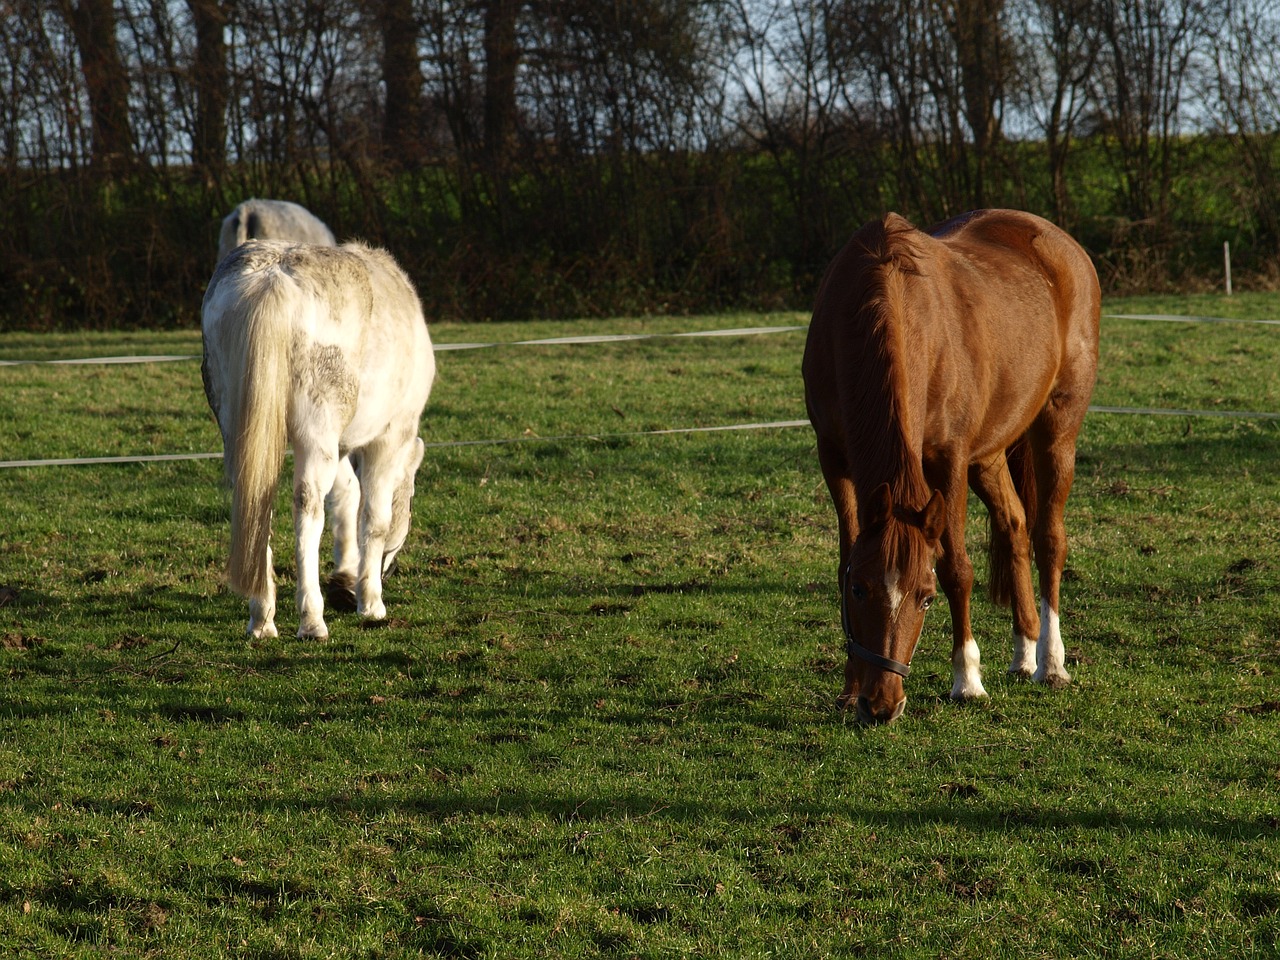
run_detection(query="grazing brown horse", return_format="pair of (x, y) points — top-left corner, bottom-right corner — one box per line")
(802, 209), (1099, 725)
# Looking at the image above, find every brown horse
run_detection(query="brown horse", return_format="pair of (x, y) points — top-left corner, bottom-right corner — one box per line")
(802, 209), (1099, 725)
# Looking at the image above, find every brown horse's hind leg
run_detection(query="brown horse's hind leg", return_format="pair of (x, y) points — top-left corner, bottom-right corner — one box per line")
(815, 436), (861, 709)
(968, 454), (1040, 678)
(1028, 416), (1083, 688)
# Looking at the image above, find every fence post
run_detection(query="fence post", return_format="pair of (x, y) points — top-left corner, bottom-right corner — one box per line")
(1224, 241), (1233, 296)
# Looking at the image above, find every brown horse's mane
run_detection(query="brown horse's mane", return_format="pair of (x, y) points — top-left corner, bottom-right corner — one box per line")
(837, 214), (935, 528)
(850, 507), (939, 582)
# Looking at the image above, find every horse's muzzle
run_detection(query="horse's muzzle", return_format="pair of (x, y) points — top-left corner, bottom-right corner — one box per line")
(856, 693), (907, 725)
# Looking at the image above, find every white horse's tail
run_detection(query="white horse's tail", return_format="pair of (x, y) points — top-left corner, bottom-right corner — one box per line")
(221, 275), (292, 599)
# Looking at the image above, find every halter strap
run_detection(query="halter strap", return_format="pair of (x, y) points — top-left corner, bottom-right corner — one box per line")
(840, 562), (913, 678)
(845, 637), (912, 678)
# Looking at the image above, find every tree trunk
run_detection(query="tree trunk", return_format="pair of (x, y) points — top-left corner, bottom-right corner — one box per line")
(187, 0), (228, 180)
(482, 0), (519, 166)
(379, 0), (427, 167)
(946, 0), (1006, 209)
(59, 0), (133, 169)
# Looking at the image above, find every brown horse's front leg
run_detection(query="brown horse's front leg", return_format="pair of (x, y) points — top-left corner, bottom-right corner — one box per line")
(817, 438), (861, 711)
(934, 475), (987, 701)
(968, 454), (1040, 678)
(1030, 435), (1077, 688)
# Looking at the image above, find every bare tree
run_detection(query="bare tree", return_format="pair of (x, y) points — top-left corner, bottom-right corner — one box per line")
(1209, 0), (1280, 256)
(188, 0), (229, 179)
(1093, 0), (1214, 225)
(377, 0), (428, 167)
(727, 0), (852, 263)
(56, 0), (134, 168)
(420, 0), (483, 159)
(939, 0), (1009, 208)
(826, 0), (1014, 218)
(482, 0), (520, 166)
(1012, 0), (1102, 225)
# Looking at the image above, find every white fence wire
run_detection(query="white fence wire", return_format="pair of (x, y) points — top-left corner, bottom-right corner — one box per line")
(2, 317), (1277, 469)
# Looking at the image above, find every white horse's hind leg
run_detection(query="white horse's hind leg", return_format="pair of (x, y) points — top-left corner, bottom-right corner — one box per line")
(325, 456), (360, 611)
(293, 446), (342, 638)
(247, 544), (279, 639)
(382, 438), (425, 578)
(354, 439), (414, 621)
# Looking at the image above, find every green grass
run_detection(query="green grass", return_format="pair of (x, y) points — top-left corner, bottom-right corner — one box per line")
(0, 303), (1278, 957)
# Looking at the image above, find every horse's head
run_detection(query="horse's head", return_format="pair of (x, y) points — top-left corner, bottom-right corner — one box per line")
(383, 438), (426, 575)
(839, 483), (945, 724)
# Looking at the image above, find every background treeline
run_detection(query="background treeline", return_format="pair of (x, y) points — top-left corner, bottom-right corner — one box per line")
(6, 0), (1280, 329)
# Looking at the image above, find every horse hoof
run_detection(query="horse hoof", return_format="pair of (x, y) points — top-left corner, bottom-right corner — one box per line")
(1034, 668), (1071, 689)
(949, 683), (989, 703)
(297, 623), (329, 640)
(358, 600), (387, 622)
(249, 622), (278, 640)
(325, 573), (357, 612)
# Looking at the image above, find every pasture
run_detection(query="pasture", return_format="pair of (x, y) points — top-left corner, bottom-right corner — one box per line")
(0, 295), (1278, 958)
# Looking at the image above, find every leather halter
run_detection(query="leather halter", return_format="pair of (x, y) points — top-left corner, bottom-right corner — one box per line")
(840, 562), (913, 678)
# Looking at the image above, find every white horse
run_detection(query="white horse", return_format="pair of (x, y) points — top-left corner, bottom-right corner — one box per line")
(216, 198), (365, 613)
(217, 198), (336, 264)
(201, 240), (435, 639)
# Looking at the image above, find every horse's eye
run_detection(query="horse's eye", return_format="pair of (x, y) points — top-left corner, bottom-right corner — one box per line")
(849, 582), (868, 601)
(920, 595), (935, 611)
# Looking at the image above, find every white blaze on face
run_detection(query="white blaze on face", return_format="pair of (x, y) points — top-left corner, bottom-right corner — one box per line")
(884, 568), (904, 621)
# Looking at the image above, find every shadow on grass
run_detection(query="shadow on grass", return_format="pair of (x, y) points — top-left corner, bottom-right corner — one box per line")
(1079, 421), (1280, 482)
(6, 778), (1271, 848)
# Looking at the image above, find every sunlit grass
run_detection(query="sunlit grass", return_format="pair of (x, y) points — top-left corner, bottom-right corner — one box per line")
(0, 301), (1278, 957)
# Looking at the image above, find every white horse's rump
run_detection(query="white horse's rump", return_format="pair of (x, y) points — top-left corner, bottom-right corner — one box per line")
(217, 199), (336, 264)
(216, 198), (359, 610)
(201, 240), (435, 639)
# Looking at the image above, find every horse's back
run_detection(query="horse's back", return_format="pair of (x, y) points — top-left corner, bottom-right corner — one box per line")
(807, 208), (1098, 375)
(336, 244), (435, 446)
(930, 209), (1100, 341)
(804, 209), (1099, 461)
(925, 210), (1099, 441)
(217, 198), (336, 264)
(204, 241), (434, 449)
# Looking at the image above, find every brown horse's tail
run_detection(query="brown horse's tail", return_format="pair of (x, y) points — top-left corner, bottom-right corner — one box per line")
(989, 435), (1037, 607)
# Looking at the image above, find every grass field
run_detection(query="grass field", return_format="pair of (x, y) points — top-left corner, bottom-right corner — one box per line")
(1, 293), (1278, 958)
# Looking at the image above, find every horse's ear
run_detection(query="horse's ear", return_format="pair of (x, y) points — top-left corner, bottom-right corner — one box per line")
(866, 483), (893, 528)
(922, 489), (946, 544)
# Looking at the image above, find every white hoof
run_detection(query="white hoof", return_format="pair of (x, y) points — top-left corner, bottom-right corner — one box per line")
(297, 619), (329, 640)
(359, 599), (387, 621)
(1034, 601), (1070, 688)
(950, 677), (989, 701)
(1008, 632), (1037, 678)
(1033, 664), (1071, 688)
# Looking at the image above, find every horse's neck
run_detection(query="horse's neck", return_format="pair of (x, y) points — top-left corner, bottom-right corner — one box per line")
(852, 428), (931, 511)
(851, 285), (933, 511)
